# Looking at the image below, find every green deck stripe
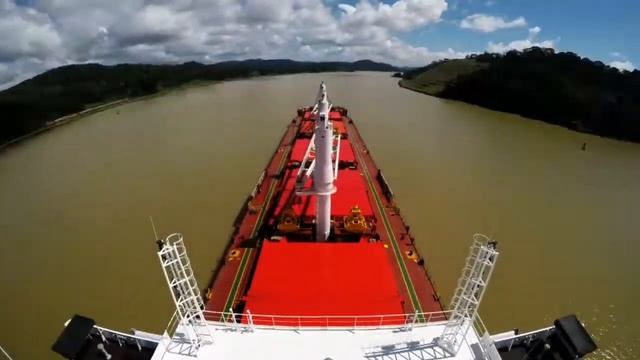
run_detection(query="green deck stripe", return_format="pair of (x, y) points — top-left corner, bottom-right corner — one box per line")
(354, 141), (424, 318)
(221, 248), (252, 314)
(221, 146), (290, 313)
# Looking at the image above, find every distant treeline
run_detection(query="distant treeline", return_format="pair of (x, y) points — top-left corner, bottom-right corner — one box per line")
(402, 48), (640, 143)
(0, 59), (397, 145)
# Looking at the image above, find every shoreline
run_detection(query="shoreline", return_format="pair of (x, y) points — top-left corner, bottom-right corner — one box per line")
(397, 79), (438, 96)
(0, 98), (129, 151)
(397, 79), (639, 145)
(0, 80), (217, 152)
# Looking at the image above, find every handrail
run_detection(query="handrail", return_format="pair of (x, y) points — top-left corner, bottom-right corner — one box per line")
(94, 325), (161, 344)
(0, 344), (14, 360)
(201, 310), (453, 330)
(492, 325), (555, 352)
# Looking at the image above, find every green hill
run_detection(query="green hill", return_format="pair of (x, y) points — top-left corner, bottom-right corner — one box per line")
(400, 48), (640, 143)
(0, 59), (398, 146)
(399, 59), (488, 94)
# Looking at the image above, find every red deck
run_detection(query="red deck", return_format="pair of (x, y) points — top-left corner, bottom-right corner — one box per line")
(243, 241), (403, 316)
(273, 168), (373, 218)
(205, 106), (444, 324)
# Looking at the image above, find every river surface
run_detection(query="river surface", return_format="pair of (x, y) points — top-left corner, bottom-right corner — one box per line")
(1, 72), (638, 359)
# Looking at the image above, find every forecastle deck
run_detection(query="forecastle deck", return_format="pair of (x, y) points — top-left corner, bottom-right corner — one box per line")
(204, 106), (444, 322)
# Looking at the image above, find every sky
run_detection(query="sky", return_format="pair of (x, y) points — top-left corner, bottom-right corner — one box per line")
(0, 0), (638, 89)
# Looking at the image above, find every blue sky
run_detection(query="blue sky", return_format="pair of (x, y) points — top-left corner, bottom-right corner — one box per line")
(408, 0), (638, 66)
(0, 0), (637, 89)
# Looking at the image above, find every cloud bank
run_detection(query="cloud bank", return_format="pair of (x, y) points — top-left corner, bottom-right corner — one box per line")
(487, 26), (557, 53)
(0, 0), (469, 89)
(609, 60), (635, 72)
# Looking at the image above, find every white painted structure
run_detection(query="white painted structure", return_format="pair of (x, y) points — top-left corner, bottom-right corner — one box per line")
(151, 317), (492, 360)
(439, 235), (500, 358)
(157, 233), (212, 355)
(312, 82), (337, 241)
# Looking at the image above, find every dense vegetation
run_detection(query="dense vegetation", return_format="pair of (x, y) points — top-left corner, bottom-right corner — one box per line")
(401, 48), (640, 143)
(0, 59), (397, 145)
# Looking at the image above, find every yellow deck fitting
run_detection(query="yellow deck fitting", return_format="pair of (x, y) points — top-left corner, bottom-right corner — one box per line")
(228, 248), (242, 261)
(277, 208), (299, 233)
(344, 205), (368, 233)
(405, 249), (420, 262)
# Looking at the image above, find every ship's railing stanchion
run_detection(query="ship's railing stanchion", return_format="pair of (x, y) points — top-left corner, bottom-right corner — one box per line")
(247, 310), (254, 331)
(97, 327), (107, 343)
(229, 308), (238, 331)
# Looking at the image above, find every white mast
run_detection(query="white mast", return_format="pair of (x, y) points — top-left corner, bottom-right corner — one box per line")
(312, 82), (336, 241)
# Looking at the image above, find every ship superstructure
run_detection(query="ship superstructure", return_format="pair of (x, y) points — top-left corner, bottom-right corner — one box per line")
(52, 83), (597, 360)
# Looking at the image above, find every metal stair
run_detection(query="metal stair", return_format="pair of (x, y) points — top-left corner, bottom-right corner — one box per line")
(438, 234), (499, 356)
(158, 233), (211, 354)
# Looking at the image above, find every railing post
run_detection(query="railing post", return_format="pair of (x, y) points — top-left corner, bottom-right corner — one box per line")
(298, 317), (301, 330)
(272, 315), (275, 328)
(97, 328), (107, 343)
(411, 310), (418, 330)
(379, 315), (384, 328)
(354, 316), (357, 331)
(229, 308), (238, 331)
(247, 310), (254, 331)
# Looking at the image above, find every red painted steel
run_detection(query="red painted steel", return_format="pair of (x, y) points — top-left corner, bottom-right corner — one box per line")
(204, 107), (444, 321)
(243, 241), (404, 316)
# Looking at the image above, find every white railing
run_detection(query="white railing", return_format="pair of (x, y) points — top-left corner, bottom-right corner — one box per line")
(201, 310), (453, 331)
(93, 324), (161, 350)
(0, 344), (14, 360)
(492, 326), (555, 352)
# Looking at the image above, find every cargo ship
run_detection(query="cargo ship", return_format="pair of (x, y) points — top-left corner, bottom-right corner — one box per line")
(52, 83), (597, 360)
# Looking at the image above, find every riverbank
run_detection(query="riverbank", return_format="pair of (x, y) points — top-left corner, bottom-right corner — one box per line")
(0, 59), (399, 146)
(0, 98), (128, 151)
(0, 79), (221, 151)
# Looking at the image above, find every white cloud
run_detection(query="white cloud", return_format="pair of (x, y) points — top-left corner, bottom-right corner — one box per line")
(460, 13), (526, 33)
(528, 26), (541, 37)
(0, 0), (466, 89)
(609, 60), (635, 72)
(487, 26), (557, 53)
(339, 0), (448, 32)
(610, 51), (621, 58)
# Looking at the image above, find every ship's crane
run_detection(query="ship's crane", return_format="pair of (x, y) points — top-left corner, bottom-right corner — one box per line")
(295, 82), (340, 241)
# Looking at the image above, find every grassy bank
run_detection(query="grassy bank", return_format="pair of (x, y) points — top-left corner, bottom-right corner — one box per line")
(399, 59), (487, 95)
